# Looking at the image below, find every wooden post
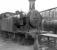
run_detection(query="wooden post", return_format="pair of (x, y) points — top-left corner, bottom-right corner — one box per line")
(14, 32), (15, 39)
(8, 32), (10, 40)
(8, 32), (11, 40)
(25, 33), (28, 39)
(12, 32), (15, 40)
(33, 32), (40, 50)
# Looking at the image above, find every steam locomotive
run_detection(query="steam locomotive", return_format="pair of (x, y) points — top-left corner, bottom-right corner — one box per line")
(0, 10), (42, 45)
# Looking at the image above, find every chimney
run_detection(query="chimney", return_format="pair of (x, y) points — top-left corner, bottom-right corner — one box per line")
(29, 0), (36, 11)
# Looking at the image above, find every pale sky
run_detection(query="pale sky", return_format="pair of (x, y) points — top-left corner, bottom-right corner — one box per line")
(0, 0), (57, 13)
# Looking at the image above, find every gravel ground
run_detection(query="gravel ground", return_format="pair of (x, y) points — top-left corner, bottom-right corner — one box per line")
(0, 37), (34, 50)
(0, 35), (57, 50)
